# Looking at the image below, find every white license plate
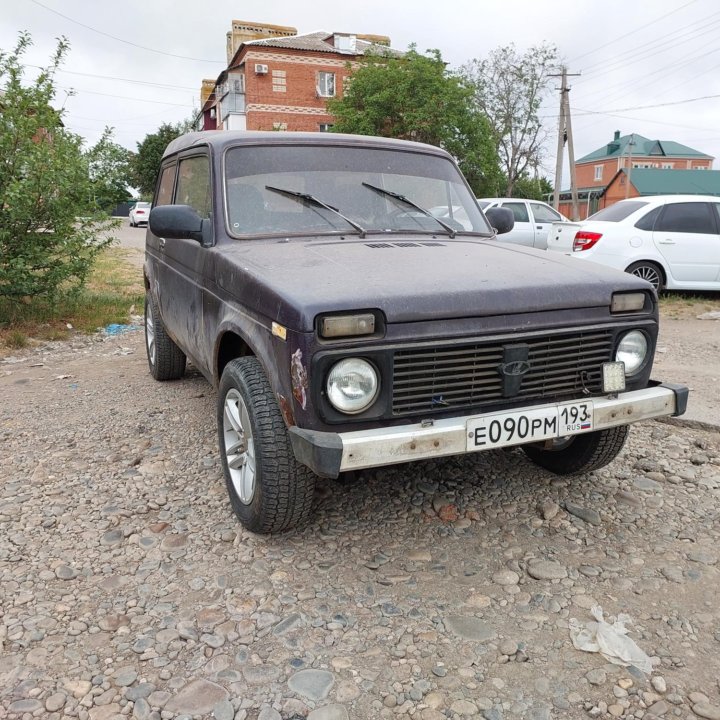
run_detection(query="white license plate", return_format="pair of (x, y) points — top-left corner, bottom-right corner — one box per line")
(466, 400), (594, 451)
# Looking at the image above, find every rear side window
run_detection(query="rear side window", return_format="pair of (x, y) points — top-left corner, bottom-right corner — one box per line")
(634, 206), (661, 231)
(588, 201), (648, 222)
(154, 165), (176, 206)
(176, 155), (212, 218)
(501, 202), (529, 222)
(655, 202), (716, 234)
(530, 202), (562, 223)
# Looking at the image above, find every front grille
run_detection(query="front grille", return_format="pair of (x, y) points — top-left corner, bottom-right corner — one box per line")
(392, 329), (614, 416)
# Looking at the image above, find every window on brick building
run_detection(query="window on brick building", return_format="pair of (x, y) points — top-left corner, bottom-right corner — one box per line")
(272, 69), (286, 93)
(316, 72), (336, 97)
(594, 165), (603, 181)
(318, 123), (334, 132)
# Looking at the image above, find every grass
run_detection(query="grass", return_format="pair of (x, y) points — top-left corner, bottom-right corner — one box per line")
(659, 291), (720, 319)
(0, 247), (144, 353)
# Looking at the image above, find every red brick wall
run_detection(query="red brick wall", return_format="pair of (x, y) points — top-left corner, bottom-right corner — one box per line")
(242, 47), (355, 131)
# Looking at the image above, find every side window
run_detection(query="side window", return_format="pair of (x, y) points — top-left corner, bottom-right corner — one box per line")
(634, 206), (661, 231)
(175, 155), (212, 218)
(530, 203), (561, 223)
(154, 164), (176, 206)
(655, 202), (716, 234)
(501, 202), (529, 223)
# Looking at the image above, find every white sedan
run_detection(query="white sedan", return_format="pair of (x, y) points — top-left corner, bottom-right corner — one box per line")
(546, 195), (720, 292)
(129, 202), (152, 227)
(477, 198), (570, 249)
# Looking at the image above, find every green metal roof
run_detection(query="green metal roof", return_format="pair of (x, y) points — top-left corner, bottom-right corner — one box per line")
(577, 133), (712, 162)
(624, 168), (720, 195)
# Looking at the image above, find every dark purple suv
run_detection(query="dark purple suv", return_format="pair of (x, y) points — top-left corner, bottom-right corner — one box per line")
(144, 131), (687, 533)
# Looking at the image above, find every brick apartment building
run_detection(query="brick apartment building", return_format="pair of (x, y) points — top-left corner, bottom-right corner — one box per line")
(198, 20), (399, 133)
(557, 131), (714, 219)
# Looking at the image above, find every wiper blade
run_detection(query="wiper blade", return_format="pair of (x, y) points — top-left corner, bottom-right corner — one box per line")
(265, 185), (366, 238)
(362, 182), (456, 238)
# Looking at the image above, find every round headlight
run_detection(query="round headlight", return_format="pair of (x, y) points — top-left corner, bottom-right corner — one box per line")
(326, 358), (379, 414)
(616, 330), (648, 375)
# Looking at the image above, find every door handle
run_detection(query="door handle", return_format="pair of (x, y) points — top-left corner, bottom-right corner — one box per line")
(657, 239), (675, 245)
(159, 237), (166, 250)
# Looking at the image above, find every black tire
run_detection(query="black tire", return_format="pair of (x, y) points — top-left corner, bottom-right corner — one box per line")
(626, 261), (664, 292)
(521, 425), (629, 476)
(144, 293), (186, 381)
(217, 357), (316, 534)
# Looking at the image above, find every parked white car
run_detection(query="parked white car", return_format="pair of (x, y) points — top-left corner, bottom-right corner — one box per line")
(546, 195), (720, 292)
(478, 198), (570, 249)
(129, 201), (152, 227)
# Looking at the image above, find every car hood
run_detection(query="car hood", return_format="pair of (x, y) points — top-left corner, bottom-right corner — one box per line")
(216, 235), (650, 331)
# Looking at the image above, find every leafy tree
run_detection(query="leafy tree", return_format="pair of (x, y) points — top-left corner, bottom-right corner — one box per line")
(328, 47), (502, 196)
(509, 173), (553, 200)
(133, 120), (192, 198)
(462, 44), (559, 197)
(86, 128), (134, 212)
(0, 33), (118, 301)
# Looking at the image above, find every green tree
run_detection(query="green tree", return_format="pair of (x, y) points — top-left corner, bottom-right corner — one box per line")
(510, 173), (553, 200)
(86, 128), (134, 211)
(462, 44), (559, 197)
(0, 33), (117, 301)
(328, 47), (502, 196)
(133, 120), (192, 198)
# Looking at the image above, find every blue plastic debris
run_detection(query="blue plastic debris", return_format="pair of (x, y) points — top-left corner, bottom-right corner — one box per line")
(103, 323), (141, 336)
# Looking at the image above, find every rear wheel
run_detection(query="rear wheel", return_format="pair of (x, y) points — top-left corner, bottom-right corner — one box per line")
(522, 426), (629, 475)
(144, 292), (186, 381)
(218, 357), (316, 534)
(626, 261), (664, 292)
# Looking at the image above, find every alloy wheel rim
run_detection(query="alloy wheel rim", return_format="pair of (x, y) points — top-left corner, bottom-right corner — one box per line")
(145, 307), (156, 366)
(223, 388), (256, 504)
(632, 265), (660, 290)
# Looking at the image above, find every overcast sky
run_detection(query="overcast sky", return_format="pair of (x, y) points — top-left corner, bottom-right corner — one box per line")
(3, 0), (720, 188)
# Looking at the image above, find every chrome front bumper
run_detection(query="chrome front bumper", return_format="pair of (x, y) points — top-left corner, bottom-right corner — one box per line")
(289, 383), (688, 478)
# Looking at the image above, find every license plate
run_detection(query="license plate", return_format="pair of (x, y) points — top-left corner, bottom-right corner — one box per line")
(466, 401), (594, 451)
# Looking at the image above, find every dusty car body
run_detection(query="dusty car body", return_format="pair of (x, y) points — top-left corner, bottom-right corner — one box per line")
(143, 131), (688, 533)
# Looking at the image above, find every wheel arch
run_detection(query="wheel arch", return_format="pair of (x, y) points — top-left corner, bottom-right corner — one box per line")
(216, 330), (256, 383)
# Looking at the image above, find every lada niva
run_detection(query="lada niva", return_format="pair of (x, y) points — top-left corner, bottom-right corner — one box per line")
(144, 131), (688, 533)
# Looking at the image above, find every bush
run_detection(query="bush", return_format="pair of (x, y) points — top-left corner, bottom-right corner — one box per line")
(0, 33), (122, 301)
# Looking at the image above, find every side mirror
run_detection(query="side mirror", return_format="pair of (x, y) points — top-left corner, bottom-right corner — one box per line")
(149, 205), (205, 243)
(484, 207), (515, 235)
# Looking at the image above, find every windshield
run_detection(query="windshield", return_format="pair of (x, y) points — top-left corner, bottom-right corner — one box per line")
(224, 145), (491, 237)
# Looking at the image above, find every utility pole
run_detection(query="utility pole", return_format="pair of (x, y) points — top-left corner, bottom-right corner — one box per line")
(550, 67), (581, 217)
(625, 133), (636, 199)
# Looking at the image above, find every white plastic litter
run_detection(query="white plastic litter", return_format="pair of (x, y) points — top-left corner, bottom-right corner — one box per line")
(569, 606), (653, 674)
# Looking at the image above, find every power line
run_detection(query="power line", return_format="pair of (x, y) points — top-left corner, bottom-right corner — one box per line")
(569, 0), (698, 62)
(28, 0), (224, 64)
(26, 63), (197, 92)
(55, 84), (194, 108)
(578, 13), (720, 78)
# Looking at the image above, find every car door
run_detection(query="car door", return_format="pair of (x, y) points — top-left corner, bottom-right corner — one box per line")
(495, 201), (535, 246)
(153, 152), (213, 368)
(652, 201), (720, 283)
(529, 202), (564, 250)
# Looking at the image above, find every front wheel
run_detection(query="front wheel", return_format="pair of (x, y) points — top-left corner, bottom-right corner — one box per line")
(626, 261), (664, 292)
(218, 357), (316, 534)
(521, 426), (629, 475)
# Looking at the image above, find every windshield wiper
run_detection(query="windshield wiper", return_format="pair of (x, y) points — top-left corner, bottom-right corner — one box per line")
(362, 182), (457, 238)
(265, 185), (366, 238)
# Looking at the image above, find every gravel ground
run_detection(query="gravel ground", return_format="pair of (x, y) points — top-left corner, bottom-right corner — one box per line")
(2, 328), (720, 720)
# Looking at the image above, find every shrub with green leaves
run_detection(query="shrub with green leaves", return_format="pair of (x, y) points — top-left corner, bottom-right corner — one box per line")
(0, 33), (122, 301)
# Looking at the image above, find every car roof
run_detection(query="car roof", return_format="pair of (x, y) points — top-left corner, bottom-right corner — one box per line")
(162, 130), (453, 161)
(614, 194), (720, 205)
